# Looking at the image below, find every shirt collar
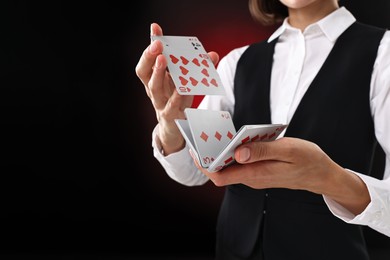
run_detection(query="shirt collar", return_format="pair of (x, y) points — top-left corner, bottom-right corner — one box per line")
(267, 6), (356, 43)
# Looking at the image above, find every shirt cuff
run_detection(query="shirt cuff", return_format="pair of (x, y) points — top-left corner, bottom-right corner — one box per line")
(151, 125), (209, 186)
(151, 124), (190, 161)
(323, 169), (390, 237)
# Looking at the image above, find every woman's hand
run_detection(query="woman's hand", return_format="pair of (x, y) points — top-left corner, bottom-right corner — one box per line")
(191, 137), (370, 215)
(135, 23), (220, 155)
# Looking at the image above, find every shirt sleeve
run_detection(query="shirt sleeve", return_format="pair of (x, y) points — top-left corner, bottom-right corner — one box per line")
(323, 170), (390, 237)
(323, 30), (390, 238)
(151, 125), (209, 186)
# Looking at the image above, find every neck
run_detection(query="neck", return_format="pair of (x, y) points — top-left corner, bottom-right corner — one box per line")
(287, 1), (339, 31)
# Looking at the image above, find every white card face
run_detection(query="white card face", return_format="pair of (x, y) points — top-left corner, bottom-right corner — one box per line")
(151, 35), (226, 96)
(185, 108), (236, 168)
(174, 119), (196, 151)
(207, 124), (287, 172)
(174, 119), (201, 164)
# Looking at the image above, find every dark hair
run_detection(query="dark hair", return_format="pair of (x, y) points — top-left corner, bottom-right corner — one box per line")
(248, 0), (288, 25)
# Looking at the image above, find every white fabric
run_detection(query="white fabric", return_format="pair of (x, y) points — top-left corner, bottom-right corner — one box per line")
(151, 7), (390, 237)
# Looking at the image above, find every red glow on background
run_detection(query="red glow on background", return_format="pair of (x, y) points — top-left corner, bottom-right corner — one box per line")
(146, 0), (280, 209)
(189, 18), (278, 107)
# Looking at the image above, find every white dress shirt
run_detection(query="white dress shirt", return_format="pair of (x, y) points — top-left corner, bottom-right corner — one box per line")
(152, 7), (390, 237)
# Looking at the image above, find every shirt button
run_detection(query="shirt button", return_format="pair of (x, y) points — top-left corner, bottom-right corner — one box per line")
(265, 193), (269, 197)
(263, 210), (266, 214)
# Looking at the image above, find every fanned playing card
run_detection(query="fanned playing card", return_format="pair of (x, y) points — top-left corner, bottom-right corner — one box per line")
(175, 108), (288, 172)
(207, 124), (287, 172)
(183, 108), (236, 168)
(151, 35), (225, 96)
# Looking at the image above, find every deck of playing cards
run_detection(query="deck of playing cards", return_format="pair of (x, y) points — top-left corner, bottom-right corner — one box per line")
(151, 35), (225, 95)
(175, 108), (287, 172)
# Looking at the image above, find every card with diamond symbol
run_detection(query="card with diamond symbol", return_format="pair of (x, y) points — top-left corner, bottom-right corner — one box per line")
(174, 108), (288, 171)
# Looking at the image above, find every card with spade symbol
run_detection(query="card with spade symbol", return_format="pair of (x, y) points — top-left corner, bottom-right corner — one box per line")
(151, 35), (226, 95)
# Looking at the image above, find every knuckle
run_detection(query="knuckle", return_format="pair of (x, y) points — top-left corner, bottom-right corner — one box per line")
(135, 63), (147, 80)
(251, 142), (268, 159)
(282, 137), (319, 161)
(134, 61), (141, 75)
(211, 176), (225, 187)
(159, 109), (169, 119)
(280, 137), (295, 155)
(135, 49), (151, 79)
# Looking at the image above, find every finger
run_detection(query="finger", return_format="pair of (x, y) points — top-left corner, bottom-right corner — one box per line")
(208, 51), (219, 67)
(211, 160), (287, 188)
(149, 54), (170, 110)
(202, 163), (244, 187)
(189, 149), (202, 169)
(189, 149), (223, 184)
(150, 22), (163, 37)
(235, 137), (294, 164)
(137, 23), (165, 98)
(135, 39), (164, 87)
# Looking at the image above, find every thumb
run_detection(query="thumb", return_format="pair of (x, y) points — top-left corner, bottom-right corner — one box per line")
(208, 51), (219, 67)
(235, 137), (291, 164)
(150, 22), (163, 37)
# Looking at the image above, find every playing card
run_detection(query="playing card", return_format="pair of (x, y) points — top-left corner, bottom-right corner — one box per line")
(151, 35), (226, 96)
(174, 108), (287, 172)
(184, 108), (236, 168)
(175, 119), (201, 164)
(207, 124), (288, 172)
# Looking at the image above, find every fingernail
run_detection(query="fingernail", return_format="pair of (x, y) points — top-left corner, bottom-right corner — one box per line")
(238, 147), (250, 162)
(150, 23), (154, 36)
(154, 55), (161, 69)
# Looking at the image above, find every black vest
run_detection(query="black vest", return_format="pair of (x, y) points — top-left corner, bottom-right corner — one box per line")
(215, 22), (386, 260)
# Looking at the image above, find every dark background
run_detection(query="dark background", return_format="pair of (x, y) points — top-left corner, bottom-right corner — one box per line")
(1, 0), (389, 259)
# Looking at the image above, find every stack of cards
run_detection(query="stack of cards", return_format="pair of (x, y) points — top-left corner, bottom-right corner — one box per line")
(175, 108), (287, 172)
(154, 34), (287, 172)
(151, 35), (225, 96)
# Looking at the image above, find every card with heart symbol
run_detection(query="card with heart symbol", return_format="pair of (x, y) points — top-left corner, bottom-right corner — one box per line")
(151, 35), (226, 96)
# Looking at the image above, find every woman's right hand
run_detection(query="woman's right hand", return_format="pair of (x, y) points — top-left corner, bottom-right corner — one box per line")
(135, 23), (219, 155)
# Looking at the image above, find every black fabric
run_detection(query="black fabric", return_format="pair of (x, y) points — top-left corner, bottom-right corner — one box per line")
(215, 22), (386, 260)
